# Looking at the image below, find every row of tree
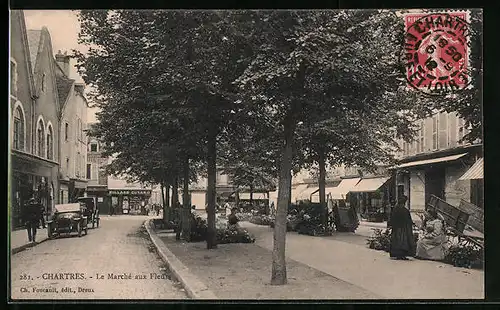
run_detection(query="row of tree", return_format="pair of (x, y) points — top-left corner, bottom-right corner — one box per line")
(74, 9), (482, 285)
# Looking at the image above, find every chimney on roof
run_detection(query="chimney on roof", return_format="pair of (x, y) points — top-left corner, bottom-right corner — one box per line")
(55, 50), (71, 77)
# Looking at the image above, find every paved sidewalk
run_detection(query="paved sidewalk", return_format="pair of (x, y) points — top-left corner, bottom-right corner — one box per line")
(241, 222), (484, 299)
(10, 228), (49, 254)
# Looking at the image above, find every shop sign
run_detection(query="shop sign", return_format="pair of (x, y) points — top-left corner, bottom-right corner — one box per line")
(108, 190), (151, 196)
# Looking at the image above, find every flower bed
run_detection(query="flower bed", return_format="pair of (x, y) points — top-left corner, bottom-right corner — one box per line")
(186, 213), (255, 244)
(269, 214), (300, 232)
(217, 225), (256, 244)
(444, 242), (483, 269)
(366, 228), (391, 252)
(366, 228), (419, 252)
(249, 214), (274, 226)
(235, 212), (253, 222)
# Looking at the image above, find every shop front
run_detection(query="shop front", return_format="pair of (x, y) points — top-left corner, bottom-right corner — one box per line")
(86, 185), (110, 214)
(68, 179), (88, 203)
(350, 176), (393, 222)
(11, 151), (59, 228)
(108, 189), (152, 215)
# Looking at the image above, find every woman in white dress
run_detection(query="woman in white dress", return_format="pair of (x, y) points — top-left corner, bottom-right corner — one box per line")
(416, 210), (448, 261)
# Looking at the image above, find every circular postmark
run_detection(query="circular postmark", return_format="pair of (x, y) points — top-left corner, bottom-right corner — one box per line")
(403, 12), (472, 96)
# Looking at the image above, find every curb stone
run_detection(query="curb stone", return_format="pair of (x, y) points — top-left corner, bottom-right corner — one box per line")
(11, 236), (50, 255)
(144, 219), (217, 300)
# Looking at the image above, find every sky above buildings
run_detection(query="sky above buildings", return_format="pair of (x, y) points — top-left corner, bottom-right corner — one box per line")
(22, 10), (98, 123)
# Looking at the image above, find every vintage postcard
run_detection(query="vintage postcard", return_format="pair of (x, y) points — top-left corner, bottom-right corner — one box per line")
(9, 9), (483, 301)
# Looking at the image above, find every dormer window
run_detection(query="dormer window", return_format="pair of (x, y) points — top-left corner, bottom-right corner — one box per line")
(90, 142), (98, 152)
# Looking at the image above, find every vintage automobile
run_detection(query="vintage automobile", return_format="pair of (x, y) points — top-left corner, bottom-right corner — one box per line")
(77, 196), (100, 228)
(47, 203), (88, 238)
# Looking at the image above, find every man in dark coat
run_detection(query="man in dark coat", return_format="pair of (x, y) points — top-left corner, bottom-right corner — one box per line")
(22, 198), (43, 243)
(388, 195), (416, 260)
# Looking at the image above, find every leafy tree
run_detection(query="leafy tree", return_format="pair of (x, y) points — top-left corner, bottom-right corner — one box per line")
(75, 10), (261, 249)
(235, 9), (435, 285)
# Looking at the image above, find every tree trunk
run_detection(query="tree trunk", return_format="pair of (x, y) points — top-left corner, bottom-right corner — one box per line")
(318, 149), (327, 228)
(181, 157), (191, 241)
(206, 125), (218, 249)
(165, 182), (170, 223)
(172, 177), (179, 207)
(160, 183), (167, 224)
(271, 115), (295, 285)
(172, 176), (180, 240)
(250, 184), (254, 208)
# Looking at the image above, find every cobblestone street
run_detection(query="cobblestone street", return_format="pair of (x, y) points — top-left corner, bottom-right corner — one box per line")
(10, 216), (187, 300)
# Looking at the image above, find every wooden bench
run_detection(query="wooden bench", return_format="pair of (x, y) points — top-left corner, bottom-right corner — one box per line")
(426, 195), (483, 251)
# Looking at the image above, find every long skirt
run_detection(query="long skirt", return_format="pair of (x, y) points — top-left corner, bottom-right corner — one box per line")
(390, 226), (416, 258)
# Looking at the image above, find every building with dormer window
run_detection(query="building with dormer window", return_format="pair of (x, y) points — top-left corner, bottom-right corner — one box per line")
(10, 11), (60, 227)
(55, 50), (89, 203)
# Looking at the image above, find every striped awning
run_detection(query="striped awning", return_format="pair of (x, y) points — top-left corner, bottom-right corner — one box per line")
(296, 187), (319, 201)
(291, 184), (308, 202)
(397, 153), (467, 168)
(459, 158), (483, 180)
(350, 177), (390, 193)
(327, 178), (361, 200)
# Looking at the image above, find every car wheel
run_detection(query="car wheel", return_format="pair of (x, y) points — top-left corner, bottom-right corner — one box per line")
(77, 222), (82, 237)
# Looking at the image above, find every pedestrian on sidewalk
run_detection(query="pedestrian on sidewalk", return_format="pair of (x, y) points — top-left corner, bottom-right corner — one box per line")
(388, 195), (416, 260)
(22, 198), (41, 243)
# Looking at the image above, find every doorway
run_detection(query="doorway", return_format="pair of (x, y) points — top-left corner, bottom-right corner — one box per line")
(425, 167), (446, 206)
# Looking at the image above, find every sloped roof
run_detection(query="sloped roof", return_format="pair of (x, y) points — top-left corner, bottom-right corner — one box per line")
(26, 30), (42, 73)
(56, 74), (74, 109)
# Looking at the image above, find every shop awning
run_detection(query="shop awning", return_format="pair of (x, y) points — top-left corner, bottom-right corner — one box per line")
(291, 184), (308, 202)
(350, 177), (390, 193)
(296, 187), (319, 201)
(459, 158), (483, 180)
(397, 153), (467, 169)
(327, 178), (361, 200)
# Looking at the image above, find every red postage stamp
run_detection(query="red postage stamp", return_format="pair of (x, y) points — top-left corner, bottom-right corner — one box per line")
(404, 11), (471, 95)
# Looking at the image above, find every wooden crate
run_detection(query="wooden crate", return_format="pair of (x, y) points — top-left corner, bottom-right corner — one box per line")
(427, 195), (470, 234)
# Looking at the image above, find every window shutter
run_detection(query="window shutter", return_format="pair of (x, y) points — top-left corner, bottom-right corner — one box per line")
(438, 112), (448, 149)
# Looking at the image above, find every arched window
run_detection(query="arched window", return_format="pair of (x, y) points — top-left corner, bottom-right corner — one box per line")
(13, 106), (25, 150)
(37, 119), (45, 157)
(46, 124), (54, 160)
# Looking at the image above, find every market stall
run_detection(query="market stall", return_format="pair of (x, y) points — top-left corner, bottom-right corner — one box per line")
(350, 176), (391, 222)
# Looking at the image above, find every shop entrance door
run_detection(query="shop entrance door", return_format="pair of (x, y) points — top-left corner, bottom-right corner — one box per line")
(425, 167), (446, 206)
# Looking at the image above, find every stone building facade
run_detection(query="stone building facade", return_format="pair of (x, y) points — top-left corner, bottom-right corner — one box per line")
(55, 51), (88, 203)
(10, 11), (60, 227)
(395, 111), (483, 212)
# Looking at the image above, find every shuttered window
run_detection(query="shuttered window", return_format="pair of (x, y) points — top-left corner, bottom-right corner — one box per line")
(432, 114), (438, 150)
(438, 112), (448, 149)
